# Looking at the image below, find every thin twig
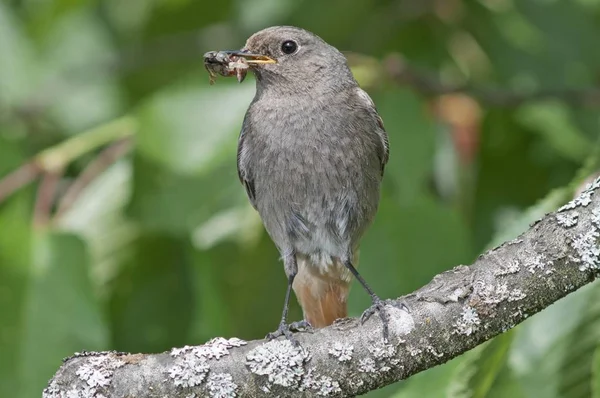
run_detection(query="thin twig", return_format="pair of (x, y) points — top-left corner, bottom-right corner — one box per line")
(0, 162), (41, 204)
(54, 138), (134, 220)
(33, 170), (63, 228)
(384, 53), (600, 107)
(0, 116), (137, 206)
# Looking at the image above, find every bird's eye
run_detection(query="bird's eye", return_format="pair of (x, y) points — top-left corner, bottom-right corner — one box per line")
(281, 40), (298, 54)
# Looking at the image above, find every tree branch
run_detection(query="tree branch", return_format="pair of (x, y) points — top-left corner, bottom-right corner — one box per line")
(0, 117), (137, 206)
(44, 179), (600, 398)
(54, 138), (133, 220)
(383, 54), (600, 107)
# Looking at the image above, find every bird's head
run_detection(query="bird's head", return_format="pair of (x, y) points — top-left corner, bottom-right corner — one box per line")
(226, 26), (356, 95)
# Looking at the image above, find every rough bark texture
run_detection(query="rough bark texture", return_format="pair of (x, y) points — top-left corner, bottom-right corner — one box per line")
(44, 179), (600, 398)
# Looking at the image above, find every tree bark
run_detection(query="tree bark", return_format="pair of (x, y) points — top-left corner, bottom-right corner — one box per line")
(44, 179), (600, 398)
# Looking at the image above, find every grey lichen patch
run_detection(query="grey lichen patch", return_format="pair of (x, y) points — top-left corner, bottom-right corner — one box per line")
(168, 354), (210, 388)
(358, 358), (377, 373)
(77, 356), (124, 388)
(508, 288), (526, 302)
(494, 260), (520, 276)
(426, 345), (444, 358)
(171, 337), (247, 360)
(477, 282), (508, 305)
(556, 212), (579, 228)
(64, 386), (100, 398)
(477, 281), (525, 306)
(455, 306), (481, 336)
(569, 208), (600, 272)
(348, 377), (364, 390)
(328, 341), (353, 362)
(359, 341), (400, 373)
(43, 380), (61, 398)
(167, 337), (246, 388)
(246, 339), (310, 388)
(78, 355), (126, 397)
(559, 178), (600, 212)
(525, 251), (553, 275)
(301, 369), (342, 396)
(368, 341), (396, 361)
(207, 373), (237, 398)
(407, 346), (422, 357)
(44, 355), (125, 398)
(570, 229), (600, 271)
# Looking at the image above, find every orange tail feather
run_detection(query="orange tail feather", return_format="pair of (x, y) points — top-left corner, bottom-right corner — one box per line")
(292, 256), (351, 328)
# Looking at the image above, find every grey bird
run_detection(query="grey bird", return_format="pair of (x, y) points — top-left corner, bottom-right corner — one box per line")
(218, 26), (397, 340)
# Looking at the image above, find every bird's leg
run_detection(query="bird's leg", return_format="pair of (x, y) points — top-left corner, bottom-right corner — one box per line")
(266, 255), (313, 344)
(343, 260), (408, 342)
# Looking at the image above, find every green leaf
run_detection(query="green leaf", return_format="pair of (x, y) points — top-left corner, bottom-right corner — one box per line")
(448, 332), (515, 398)
(487, 188), (567, 248)
(555, 283), (600, 398)
(374, 88), (437, 203)
(392, 356), (465, 398)
(472, 109), (577, 250)
(592, 344), (600, 398)
(186, 247), (233, 341)
(136, 77), (253, 174)
(516, 101), (591, 163)
(56, 160), (137, 287)
(510, 282), (599, 398)
(18, 231), (108, 398)
(213, 234), (299, 340)
(128, 153), (245, 233)
(486, 364), (526, 398)
(109, 234), (194, 353)
(40, 7), (123, 134)
(0, 192), (32, 398)
(516, 0), (600, 73)
(0, 2), (38, 105)
(130, 77), (253, 233)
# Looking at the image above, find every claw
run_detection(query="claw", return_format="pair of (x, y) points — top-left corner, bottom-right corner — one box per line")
(390, 299), (410, 313)
(361, 298), (411, 343)
(265, 320), (313, 346)
(289, 320), (314, 333)
(361, 297), (391, 342)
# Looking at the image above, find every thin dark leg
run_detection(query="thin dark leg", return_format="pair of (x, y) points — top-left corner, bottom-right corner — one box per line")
(266, 272), (312, 343)
(343, 259), (391, 341)
(278, 273), (295, 327)
(343, 260), (380, 300)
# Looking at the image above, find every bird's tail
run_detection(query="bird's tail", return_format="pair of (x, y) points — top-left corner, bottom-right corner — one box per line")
(292, 255), (352, 328)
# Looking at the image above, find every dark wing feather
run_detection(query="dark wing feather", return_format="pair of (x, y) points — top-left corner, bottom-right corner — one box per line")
(237, 119), (257, 210)
(355, 88), (389, 176)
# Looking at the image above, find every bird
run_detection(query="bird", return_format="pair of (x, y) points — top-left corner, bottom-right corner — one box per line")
(220, 26), (396, 341)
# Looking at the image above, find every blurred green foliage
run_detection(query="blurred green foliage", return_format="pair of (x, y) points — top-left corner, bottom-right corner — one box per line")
(1, 0), (600, 397)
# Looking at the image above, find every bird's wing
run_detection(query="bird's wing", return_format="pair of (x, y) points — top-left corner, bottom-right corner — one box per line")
(355, 88), (389, 176)
(237, 117), (257, 210)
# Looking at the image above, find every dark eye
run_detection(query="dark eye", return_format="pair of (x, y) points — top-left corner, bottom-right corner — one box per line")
(281, 40), (298, 54)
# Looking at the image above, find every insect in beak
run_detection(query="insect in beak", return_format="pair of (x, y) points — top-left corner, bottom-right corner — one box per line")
(203, 50), (276, 85)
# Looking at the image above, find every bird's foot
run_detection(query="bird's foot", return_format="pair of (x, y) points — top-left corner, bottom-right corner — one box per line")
(289, 319), (314, 333)
(266, 320), (313, 345)
(361, 297), (410, 343)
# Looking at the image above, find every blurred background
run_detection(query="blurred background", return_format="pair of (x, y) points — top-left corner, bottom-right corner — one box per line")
(1, 0), (600, 397)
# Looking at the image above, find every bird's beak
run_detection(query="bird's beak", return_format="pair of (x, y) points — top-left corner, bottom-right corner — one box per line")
(222, 50), (277, 65)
